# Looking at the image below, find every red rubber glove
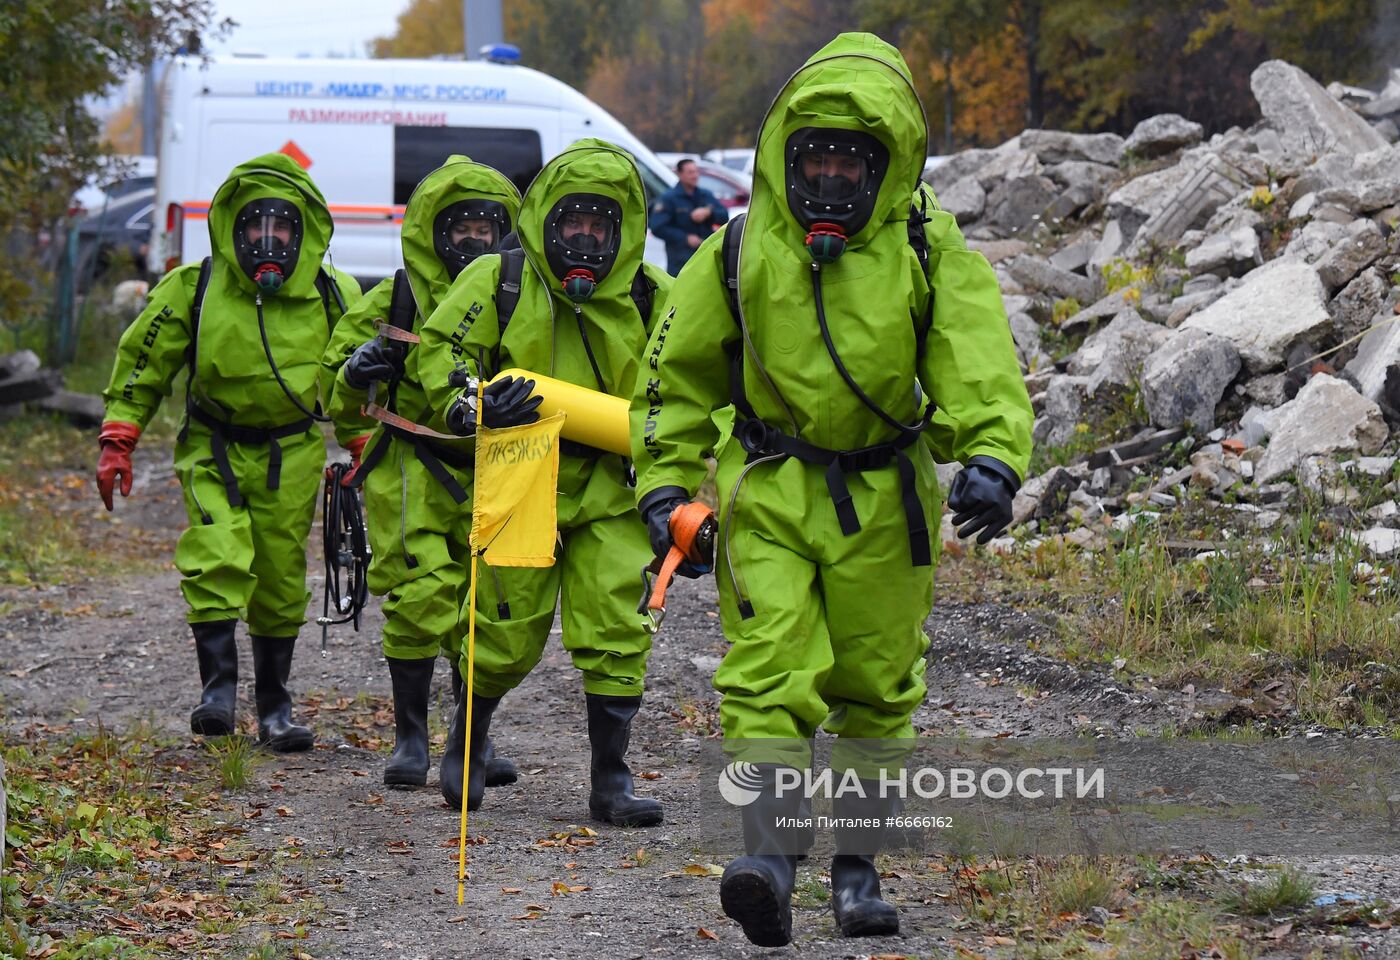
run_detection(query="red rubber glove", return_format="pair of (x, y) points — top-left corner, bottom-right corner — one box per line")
(96, 421), (141, 511)
(341, 433), (373, 487)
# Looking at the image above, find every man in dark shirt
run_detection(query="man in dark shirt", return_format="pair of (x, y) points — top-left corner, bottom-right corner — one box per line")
(649, 158), (729, 276)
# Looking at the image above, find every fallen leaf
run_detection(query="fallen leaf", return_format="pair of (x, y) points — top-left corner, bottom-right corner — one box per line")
(681, 862), (724, 877)
(275, 807), (292, 817)
(697, 927), (719, 940)
(501, 887), (523, 894)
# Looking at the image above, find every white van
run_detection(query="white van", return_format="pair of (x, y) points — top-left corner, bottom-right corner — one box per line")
(153, 54), (677, 284)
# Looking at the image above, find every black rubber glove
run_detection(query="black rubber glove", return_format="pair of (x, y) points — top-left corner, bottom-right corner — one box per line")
(444, 375), (543, 435)
(946, 456), (1020, 545)
(342, 337), (404, 390)
(481, 375), (543, 428)
(638, 485), (709, 577)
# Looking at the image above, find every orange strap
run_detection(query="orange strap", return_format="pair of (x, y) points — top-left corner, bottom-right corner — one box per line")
(374, 321), (420, 345)
(647, 501), (716, 615)
(360, 401), (463, 441)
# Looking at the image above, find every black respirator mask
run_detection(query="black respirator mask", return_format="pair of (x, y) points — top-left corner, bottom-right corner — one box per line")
(784, 128), (889, 264)
(434, 199), (511, 279)
(233, 198), (303, 295)
(542, 194), (622, 303)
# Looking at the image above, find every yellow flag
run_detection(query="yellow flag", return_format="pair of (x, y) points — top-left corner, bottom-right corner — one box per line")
(469, 412), (564, 567)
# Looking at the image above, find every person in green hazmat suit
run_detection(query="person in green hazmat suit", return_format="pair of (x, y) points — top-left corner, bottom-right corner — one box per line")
(629, 34), (1033, 946)
(322, 156), (522, 793)
(97, 153), (362, 751)
(414, 139), (672, 825)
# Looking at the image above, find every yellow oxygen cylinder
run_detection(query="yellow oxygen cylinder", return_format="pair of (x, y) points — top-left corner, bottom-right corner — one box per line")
(490, 368), (630, 456)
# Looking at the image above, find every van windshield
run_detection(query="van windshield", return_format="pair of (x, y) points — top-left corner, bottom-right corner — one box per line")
(394, 127), (544, 203)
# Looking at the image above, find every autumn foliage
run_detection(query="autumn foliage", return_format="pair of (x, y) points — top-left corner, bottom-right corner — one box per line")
(375, 1), (1396, 152)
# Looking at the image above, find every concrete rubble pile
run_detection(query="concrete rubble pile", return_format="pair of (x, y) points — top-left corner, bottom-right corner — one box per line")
(927, 60), (1400, 557)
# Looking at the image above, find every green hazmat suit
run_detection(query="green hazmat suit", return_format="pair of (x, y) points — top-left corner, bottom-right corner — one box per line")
(415, 139), (672, 699)
(628, 34), (1033, 756)
(103, 153), (361, 635)
(322, 156), (521, 662)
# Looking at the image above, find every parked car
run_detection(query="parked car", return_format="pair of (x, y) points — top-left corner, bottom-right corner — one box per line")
(703, 148), (754, 176)
(75, 186), (154, 290)
(70, 155), (158, 217)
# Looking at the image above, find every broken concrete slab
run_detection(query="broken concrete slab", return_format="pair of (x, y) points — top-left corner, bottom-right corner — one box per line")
(939, 176), (986, 224)
(1124, 113), (1204, 158)
(1359, 526), (1400, 558)
(1251, 59), (1389, 158)
(1012, 465), (1080, 524)
(1067, 308), (1172, 397)
(1060, 288), (1137, 333)
(1314, 218), (1386, 292)
(1033, 375), (1090, 447)
(1328, 267), (1393, 342)
(983, 175), (1059, 236)
(1049, 236), (1097, 275)
(1020, 129), (1125, 166)
(34, 390), (105, 428)
(1131, 153), (1257, 252)
(969, 238), (1030, 264)
(0, 350), (41, 381)
(1008, 311), (1051, 372)
(1140, 329), (1242, 431)
(1284, 218), (1351, 264)
(1316, 178), (1400, 215)
(1343, 312), (1400, 413)
(1184, 226), (1261, 277)
(1180, 258), (1333, 373)
(1006, 254), (1096, 304)
(1088, 220), (1125, 280)
(1255, 373), (1389, 483)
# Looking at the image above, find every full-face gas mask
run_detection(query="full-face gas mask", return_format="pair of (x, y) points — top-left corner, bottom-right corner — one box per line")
(434, 199), (511, 279)
(783, 127), (889, 263)
(542, 194), (622, 303)
(233, 198), (303, 294)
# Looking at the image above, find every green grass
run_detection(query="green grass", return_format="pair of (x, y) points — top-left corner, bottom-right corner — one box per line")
(945, 483), (1400, 731)
(1220, 866), (1316, 916)
(1043, 857), (1118, 914)
(205, 734), (262, 790)
(2, 721), (321, 956)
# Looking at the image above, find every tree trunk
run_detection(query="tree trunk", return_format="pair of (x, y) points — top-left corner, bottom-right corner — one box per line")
(942, 45), (955, 154)
(1021, 0), (1044, 129)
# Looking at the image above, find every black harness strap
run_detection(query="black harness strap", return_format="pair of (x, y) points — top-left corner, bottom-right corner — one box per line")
(720, 207), (936, 568)
(187, 401), (314, 507)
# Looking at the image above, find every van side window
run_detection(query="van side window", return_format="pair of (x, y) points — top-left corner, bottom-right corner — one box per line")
(394, 127), (544, 203)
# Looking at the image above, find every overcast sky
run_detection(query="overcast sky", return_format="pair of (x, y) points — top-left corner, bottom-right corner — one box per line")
(208, 0), (415, 59)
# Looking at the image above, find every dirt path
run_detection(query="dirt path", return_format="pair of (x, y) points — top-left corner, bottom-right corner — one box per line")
(3, 450), (1397, 958)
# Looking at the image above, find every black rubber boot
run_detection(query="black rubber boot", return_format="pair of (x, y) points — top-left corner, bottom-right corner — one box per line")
(585, 694), (663, 827)
(451, 668), (517, 787)
(830, 778), (900, 937)
(189, 620), (238, 736)
(249, 635), (314, 752)
(441, 692), (499, 811)
(720, 765), (803, 947)
(384, 656), (434, 787)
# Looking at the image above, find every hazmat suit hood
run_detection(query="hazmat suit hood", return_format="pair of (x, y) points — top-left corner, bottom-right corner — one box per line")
(401, 155), (521, 320)
(517, 138), (648, 308)
(749, 32), (927, 258)
(208, 152), (334, 299)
